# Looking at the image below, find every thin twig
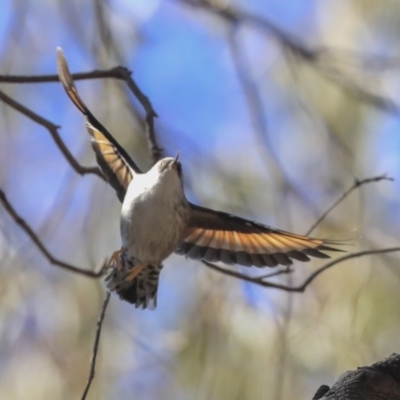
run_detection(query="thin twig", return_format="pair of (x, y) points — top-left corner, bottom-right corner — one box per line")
(202, 247), (400, 291)
(0, 68), (132, 84)
(306, 174), (393, 236)
(255, 267), (293, 280)
(0, 66), (163, 164)
(0, 89), (104, 180)
(114, 68), (163, 163)
(0, 188), (104, 278)
(81, 292), (111, 400)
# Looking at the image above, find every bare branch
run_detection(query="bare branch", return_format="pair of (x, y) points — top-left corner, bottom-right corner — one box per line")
(255, 267), (294, 280)
(81, 292), (111, 400)
(202, 247), (400, 292)
(179, 0), (400, 115)
(0, 89), (104, 179)
(0, 69), (126, 83)
(112, 67), (163, 164)
(0, 66), (163, 164)
(306, 174), (394, 236)
(0, 188), (104, 278)
(179, 0), (314, 60)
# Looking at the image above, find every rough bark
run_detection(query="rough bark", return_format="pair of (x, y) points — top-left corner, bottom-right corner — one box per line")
(313, 353), (400, 400)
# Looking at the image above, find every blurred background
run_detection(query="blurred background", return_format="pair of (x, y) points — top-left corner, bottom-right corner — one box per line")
(0, 0), (400, 399)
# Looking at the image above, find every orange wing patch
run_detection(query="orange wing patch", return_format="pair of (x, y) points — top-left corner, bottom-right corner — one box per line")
(176, 223), (341, 268)
(181, 228), (325, 255)
(86, 123), (133, 192)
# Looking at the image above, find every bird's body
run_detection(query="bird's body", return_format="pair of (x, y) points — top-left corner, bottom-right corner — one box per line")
(120, 158), (189, 265)
(106, 158), (190, 308)
(57, 47), (343, 310)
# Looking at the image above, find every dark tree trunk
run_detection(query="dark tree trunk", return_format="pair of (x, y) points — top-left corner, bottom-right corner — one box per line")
(313, 353), (400, 400)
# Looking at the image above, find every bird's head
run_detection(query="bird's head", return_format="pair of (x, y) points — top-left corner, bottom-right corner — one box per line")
(155, 154), (182, 177)
(148, 154), (183, 194)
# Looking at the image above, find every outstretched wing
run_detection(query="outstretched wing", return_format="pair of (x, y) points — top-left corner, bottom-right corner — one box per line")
(176, 203), (343, 267)
(57, 47), (141, 202)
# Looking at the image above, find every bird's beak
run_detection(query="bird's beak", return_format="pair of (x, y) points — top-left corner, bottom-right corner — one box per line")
(171, 153), (180, 169)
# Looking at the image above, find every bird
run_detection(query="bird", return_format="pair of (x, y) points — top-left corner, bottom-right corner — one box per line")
(57, 47), (342, 310)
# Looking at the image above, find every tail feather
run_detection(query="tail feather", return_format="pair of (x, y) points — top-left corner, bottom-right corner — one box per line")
(106, 264), (163, 310)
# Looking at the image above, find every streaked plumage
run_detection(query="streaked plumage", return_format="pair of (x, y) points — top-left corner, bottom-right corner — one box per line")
(57, 48), (342, 309)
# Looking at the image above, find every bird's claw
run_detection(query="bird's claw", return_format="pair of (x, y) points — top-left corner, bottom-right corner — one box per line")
(107, 249), (124, 271)
(125, 264), (146, 282)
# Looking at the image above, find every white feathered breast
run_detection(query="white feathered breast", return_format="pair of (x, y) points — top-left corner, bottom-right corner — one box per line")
(120, 167), (189, 264)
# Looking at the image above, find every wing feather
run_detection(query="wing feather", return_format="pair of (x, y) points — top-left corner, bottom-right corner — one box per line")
(57, 47), (141, 202)
(175, 203), (343, 268)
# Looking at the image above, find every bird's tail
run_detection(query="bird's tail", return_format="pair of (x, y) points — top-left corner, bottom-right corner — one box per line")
(106, 264), (163, 310)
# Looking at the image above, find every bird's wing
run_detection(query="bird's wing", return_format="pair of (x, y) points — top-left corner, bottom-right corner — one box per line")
(175, 203), (343, 267)
(57, 47), (141, 202)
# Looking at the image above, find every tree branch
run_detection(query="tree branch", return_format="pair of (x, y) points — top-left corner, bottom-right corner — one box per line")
(203, 247), (400, 292)
(179, 0), (315, 60)
(306, 174), (393, 236)
(0, 188), (104, 278)
(112, 67), (163, 164)
(203, 173), (394, 287)
(81, 292), (111, 400)
(179, 0), (400, 115)
(0, 66), (163, 164)
(255, 267), (294, 280)
(0, 89), (104, 179)
(0, 69), (128, 83)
